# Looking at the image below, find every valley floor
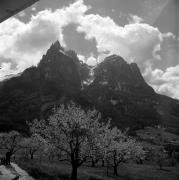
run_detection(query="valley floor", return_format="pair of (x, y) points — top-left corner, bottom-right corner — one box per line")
(15, 159), (179, 180)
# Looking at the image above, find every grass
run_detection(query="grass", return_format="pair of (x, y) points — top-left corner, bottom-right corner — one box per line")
(136, 127), (179, 145)
(17, 160), (70, 180)
(16, 159), (179, 180)
(17, 159), (109, 180)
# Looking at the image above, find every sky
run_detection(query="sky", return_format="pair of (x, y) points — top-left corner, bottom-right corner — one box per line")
(0, 0), (178, 99)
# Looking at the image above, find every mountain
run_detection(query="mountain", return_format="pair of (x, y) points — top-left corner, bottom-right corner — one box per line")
(83, 55), (179, 133)
(83, 55), (158, 131)
(0, 41), (179, 134)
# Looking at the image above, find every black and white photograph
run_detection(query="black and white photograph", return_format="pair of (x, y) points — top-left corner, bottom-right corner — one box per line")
(0, 0), (178, 179)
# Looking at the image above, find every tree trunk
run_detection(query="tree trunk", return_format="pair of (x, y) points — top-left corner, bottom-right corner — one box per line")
(91, 159), (95, 167)
(113, 151), (118, 176)
(9, 154), (12, 164)
(106, 160), (109, 177)
(6, 151), (12, 165)
(71, 164), (78, 180)
(114, 165), (118, 176)
(102, 159), (105, 167)
(30, 153), (34, 160)
(159, 162), (162, 170)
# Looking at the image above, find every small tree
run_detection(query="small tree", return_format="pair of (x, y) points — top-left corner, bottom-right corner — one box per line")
(29, 102), (107, 180)
(104, 127), (125, 176)
(156, 148), (167, 170)
(0, 131), (22, 162)
(44, 144), (57, 161)
(111, 137), (145, 176)
(98, 127), (145, 176)
(21, 134), (44, 160)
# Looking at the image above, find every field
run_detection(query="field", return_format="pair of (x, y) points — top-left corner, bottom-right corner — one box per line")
(1, 125), (179, 180)
(16, 159), (179, 180)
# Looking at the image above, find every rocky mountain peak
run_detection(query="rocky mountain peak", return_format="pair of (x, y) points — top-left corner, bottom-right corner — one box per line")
(103, 55), (127, 65)
(34, 41), (82, 94)
(91, 54), (154, 96)
(49, 40), (64, 52)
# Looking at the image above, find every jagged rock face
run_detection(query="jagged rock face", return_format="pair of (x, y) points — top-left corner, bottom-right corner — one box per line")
(38, 41), (81, 94)
(92, 55), (154, 96)
(0, 41), (179, 134)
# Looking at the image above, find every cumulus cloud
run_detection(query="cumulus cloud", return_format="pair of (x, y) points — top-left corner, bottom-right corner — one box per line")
(76, 12), (163, 67)
(144, 64), (179, 99)
(77, 54), (98, 66)
(86, 55), (97, 66)
(0, 15), (63, 74)
(18, 11), (26, 17)
(0, 62), (19, 81)
(143, 33), (179, 99)
(0, 17), (59, 75)
(77, 54), (85, 62)
(128, 14), (144, 24)
(153, 33), (179, 70)
(0, 0), (164, 70)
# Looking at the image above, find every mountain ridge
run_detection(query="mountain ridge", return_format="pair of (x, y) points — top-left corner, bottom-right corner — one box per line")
(0, 41), (179, 134)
